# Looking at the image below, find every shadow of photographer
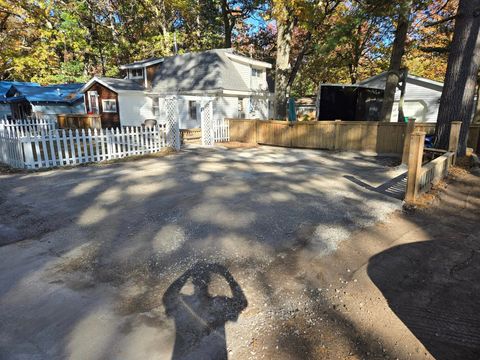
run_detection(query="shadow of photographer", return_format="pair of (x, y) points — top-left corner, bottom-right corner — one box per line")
(163, 262), (248, 360)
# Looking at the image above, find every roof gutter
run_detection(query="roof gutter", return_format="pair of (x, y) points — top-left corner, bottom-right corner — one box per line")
(119, 58), (164, 70)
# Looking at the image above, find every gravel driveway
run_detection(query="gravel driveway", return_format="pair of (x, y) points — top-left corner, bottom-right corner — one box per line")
(0, 145), (406, 359)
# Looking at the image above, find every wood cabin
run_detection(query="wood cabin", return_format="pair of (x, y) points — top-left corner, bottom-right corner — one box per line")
(4, 83), (84, 120)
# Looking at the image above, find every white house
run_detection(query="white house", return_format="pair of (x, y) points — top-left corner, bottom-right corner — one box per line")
(80, 49), (273, 128)
(358, 72), (443, 123)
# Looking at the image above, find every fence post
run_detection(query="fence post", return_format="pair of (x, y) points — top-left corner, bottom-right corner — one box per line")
(405, 130), (425, 204)
(402, 117), (416, 165)
(448, 121), (462, 164)
(334, 120), (342, 150)
(106, 129), (113, 160)
(22, 135), (35, 169)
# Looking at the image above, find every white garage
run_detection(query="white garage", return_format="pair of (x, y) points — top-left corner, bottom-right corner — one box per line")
(359, 73), (443, 123)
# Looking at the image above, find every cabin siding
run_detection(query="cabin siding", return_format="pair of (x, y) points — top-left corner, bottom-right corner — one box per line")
(84, 82), (120, 128)
(31, 104), (82, 121)
(0, 104), (11, 119)
(146, 63), (162, 89)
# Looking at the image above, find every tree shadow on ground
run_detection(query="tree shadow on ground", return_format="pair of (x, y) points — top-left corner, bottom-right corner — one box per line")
(367, 238), (480, 360)
(0, 146), (405, 359)
(162, 262), (247, 360)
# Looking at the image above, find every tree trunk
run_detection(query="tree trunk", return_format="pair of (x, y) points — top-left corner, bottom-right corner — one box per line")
(274, 10), (294, 119)
(379, 3), (411, 122)
(287, 32), (312, 91)
(434, 0), (480, 155)
(221, 0), (232, 48)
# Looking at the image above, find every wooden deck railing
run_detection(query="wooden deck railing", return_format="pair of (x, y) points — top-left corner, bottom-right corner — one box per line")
(57, 114), (102, 129)
(405, 122), (461, 204)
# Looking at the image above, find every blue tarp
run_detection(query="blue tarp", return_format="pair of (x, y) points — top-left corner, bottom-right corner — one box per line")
(0, 81), (40, 99)
(6, 83), (84, 104)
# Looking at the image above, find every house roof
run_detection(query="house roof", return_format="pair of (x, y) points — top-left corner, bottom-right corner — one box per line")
(119, 57), (164, 70)
(0, 81), (40, 100)
(80, 77), (145, 93)
(358, 72), (443, 91)
(6, 83), (84, 104)
(151, 49), (253, 94)
(82, 49), (273, 95)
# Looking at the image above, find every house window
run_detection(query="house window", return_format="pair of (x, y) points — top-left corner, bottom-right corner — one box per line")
(189, 101), (197, 120)
(238, 98), (245, 118)
(102, 99), (117, 113)
(130, 68), (143, 79)
(87, 91), (99, 114)
(152, 98), (160, 117)
(251, 68), (262, 77)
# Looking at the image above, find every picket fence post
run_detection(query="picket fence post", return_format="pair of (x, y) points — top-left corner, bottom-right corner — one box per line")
(22, 135), (35, 169)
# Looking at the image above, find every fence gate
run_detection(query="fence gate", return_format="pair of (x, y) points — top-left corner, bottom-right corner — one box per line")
(165, 96), (180, 150)
(200, 98), (230, 146)
(200, 98), (214, 146)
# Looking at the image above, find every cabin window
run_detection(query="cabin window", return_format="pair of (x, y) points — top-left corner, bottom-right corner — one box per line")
(189, 101), (197, 120)
(87, 91), (99, 114)
(102, 99), (117, 113)
(251, 68), (262, 77)
(130, 68), (144, 79)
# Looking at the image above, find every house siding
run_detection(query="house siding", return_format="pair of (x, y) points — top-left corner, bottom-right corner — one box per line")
(84, 82), (120, 128)
(230, 61), (250, 90)
(229, 59), (269, 92)
(118, 93), (153, 127)
(216, 96), (239, 124)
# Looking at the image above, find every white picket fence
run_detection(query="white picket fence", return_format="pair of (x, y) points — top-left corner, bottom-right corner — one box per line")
(214, 117), (230, 143)
(0, 118), (57, 134)
(0, 125), (169, 169)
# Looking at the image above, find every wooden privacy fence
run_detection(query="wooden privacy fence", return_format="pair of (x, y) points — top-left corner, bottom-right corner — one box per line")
(0, 125), (168, 169)
(229, 119), (480, 155)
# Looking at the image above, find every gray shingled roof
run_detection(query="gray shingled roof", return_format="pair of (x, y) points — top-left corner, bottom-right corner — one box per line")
(97, 77), (145, 91)
(151, 49), (250, 94)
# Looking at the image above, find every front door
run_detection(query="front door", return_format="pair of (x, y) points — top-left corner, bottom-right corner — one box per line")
(87, 91), (99, 114)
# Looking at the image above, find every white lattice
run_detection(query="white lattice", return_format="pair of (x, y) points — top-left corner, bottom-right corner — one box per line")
(165, 97), (180, 150)
(201, 100), (214, 146)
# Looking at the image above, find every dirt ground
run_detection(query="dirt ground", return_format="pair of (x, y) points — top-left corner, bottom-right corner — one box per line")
(0, 145), (478, 360)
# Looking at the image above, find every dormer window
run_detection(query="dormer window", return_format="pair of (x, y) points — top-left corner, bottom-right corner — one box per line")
(130, 68), (144, 79)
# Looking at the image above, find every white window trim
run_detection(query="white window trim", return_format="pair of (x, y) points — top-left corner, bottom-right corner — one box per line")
(189, 100), (198, 120)
(130, 68), (144, 79)
(251, 68), (262, 77)
(101, 99), (117, 113)
(87, 91), (99, 114)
